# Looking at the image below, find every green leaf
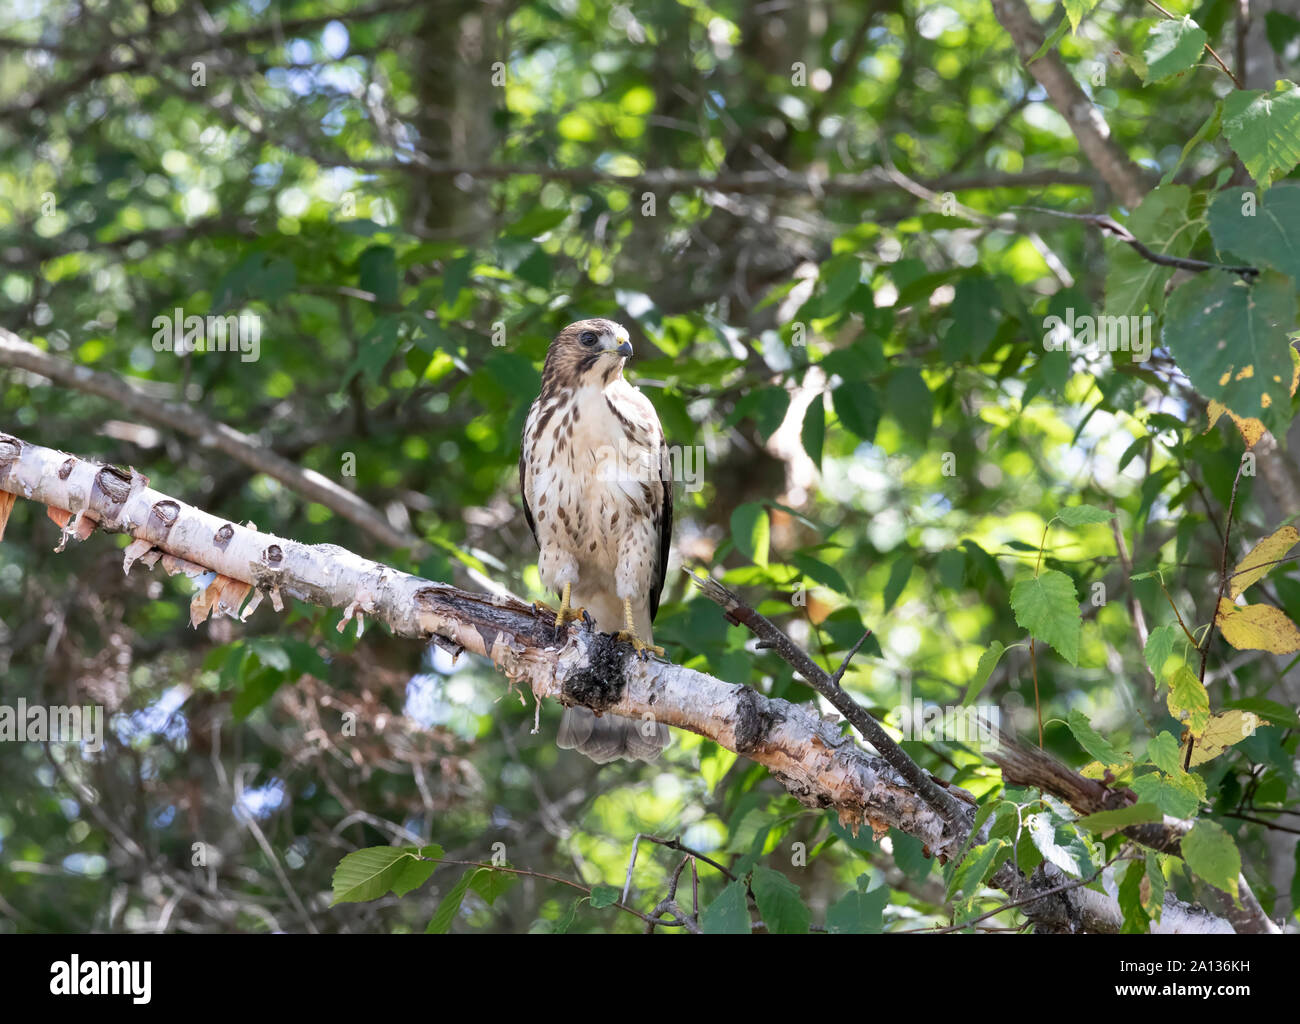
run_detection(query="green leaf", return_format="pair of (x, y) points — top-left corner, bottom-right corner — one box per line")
(1146, 852), (1167, 919)
(962, 641), (1006, 708)
(426, 868), (477, 934)
(1266, 13), (1300, 57)
(1119, 859), (1150, 933)
(469, 868), (517, 906)
(814, 256), (864, 316)
(1222, 81), (1300, 187)
(1056, 504), (1116, 526)
(1292, 842), (1300, 916)
(1063, 0), (1102, 33)
(1164, 270), (1297, 436)
(248, 638), (291, 672)
(588, 884), (620, 909)
(1142, 17), (1207, 83)
(1027, 15), (1070, 63)
(231, 665), (285, 720)
(883, 551), (913, 612)
(745, 387), (791, 442)
(1144, 624), (1184, 681)
(890, 829), (933, 882)
(1066, 709), (1129, 767)
(547, 897), (580, 934)
(884, 367), (932, 444)
(962, 539), (1005, 589)
(331, 846), (424, 906)
(1208, 185), (1300, 281)
(750, 866), (811, 934)
(832, 381), (880, 442)
(700, 880), (751, 934)
(358, 245), (398, 305)
(482, 349), (542, 398)
(731, 503), (770, 567)
(826, 884), (888, 934)
(514, 246), (551, 288)
(1130, 771), (1201, 818)
(937, 548), (965, 591)
(1026, 813), (1093, 878)
(820, 339), (885, 379)
(726, 806), (773, 857)
(801, 394), (825, 468)
(442, 252), (473, 303)
(943, 275), (999, 361)
(348, 316), (401, 387)
(790, 552), (850, 596)
(390, 857), (438, 898)
(1161, 103), (1222, 186)
(1076, 803), (1165, 832)
(505, 205), (570, 237)
(1182, 820), (1241, 899)
(1010, 570), (1082, 665)
(1146, 731), (1185, 775)
(945, 839), (1008, 902)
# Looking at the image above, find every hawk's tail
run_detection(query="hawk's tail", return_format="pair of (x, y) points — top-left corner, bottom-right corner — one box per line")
(557, 706), (670, 764)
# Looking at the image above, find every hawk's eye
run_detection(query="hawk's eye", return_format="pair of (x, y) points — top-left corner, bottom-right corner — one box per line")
(579, 331), (599, 347)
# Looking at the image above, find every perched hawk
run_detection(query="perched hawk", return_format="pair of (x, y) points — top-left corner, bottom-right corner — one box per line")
(520, 318), (673, 763)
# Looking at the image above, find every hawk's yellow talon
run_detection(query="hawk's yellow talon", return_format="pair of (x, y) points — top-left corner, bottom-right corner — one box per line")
(614, 596), (664, 657)
(613, 630), (664, 658)
(547, 582), (585, 630)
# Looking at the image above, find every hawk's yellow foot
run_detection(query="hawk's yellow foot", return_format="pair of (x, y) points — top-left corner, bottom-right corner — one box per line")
(538, 581), (585, 630)
(614, 596), (664, 659)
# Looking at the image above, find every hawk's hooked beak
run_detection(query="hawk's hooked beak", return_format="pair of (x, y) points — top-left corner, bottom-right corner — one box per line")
(605, 325), (633, 359)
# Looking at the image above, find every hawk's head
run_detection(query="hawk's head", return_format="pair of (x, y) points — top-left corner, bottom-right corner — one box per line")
(541, 318), (634, 391)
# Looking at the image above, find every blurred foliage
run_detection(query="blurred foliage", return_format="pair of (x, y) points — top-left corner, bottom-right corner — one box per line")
(0, 0), (1298, 934)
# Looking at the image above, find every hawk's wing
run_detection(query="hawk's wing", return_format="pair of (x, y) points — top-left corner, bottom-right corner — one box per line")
(613, 385), (672, 624)
(650, 431), (672, 623)
(518, 438), (537, 545)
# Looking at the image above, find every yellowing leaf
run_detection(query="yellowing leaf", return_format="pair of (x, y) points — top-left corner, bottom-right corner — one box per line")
(1216, 597), (1300, 653)
(1230, 525), (1300, 598)
(1204, 348), (1300, 447)
(1167, 665), (1211, 735)
(1205, 399), (1267, 447)
(1182, 710), (1268, 766)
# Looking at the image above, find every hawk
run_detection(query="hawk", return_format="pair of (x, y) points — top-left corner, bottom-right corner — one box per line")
(520, 318), (673, 763)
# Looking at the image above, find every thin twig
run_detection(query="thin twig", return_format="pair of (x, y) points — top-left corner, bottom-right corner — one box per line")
(1014, 207), (1259, 279)
(1189, 458), (1248, 769)
(687, 570), (971, 828)
(832, 629), (875, 685)
(902, 854), (1129, 934)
